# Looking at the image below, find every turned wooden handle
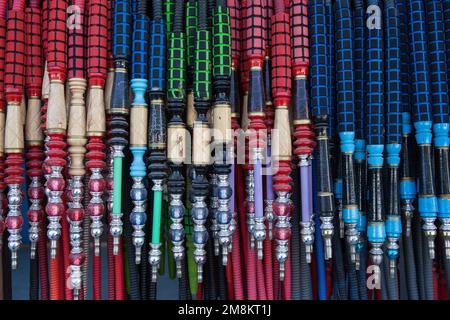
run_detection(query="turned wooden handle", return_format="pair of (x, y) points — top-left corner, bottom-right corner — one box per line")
(213, 104), (232, 144)
(187, 91), (197, 127)
(193, 122), (211, 165)
(168, 125), (187, 164)
(272, 106), (291, 160)
(41, 63), (50, 100)
(46, 81), (67, 132)
(0, 110), (5, 155)
(104, 69), (114, 113)
(5, 102), (24, 152)
(86, 86), (106, 136)
(25, 97), (43, 145)
(67, 78), (87, 176)
(130, 105), (148, 146)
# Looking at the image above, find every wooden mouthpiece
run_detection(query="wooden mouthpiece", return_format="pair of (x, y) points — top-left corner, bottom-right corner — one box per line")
(25, 97), (43, 145)
(46, 80), (67, 132)
(5, 102), (24, 152)
(130, 105), (148, 146)
(86, 87), (106, 136)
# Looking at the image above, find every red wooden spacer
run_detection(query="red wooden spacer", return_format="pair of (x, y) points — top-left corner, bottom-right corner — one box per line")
(272, 159), (292, 193)
(293, 123), (316, 156)
(86, 136), (106, 171)
(4, 153), (25, 185)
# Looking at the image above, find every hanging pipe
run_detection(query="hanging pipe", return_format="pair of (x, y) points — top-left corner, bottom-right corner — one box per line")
(291, 0), (315, 264)
(148, 0), (168, 283)
(129, 0), (149, 265)
(190, 0), (211, 284)
(365, 0), (386, 267)
(408, 0), (438, 261)
(3, 0), (26, 271)
(335, 0), (359, 265)
(384, 0), (402, 277)
(212, 0), (233, 266)
(309, 0), (334, 261)
(66, 0), (87, 300)
(425, 0), (450, 263)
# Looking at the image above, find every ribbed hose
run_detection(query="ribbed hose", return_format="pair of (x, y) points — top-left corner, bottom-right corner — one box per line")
(290, 167), (301, 300)
(107, 234), (115, 300)
(273, 242), (280, 299)
(115, 237), (125, 300)
(385, 252), (400, 300)
(379, 260), (388, 300)
(403, 232), (419, 299)
(152, 0), (162, 20)
(422, 231), (435, 300)
(38, 214), (49, 300)
(2, 232), (11, 299)
(179, 258), (191, 300)
(61, 209), (72, 300)
(29, 255), (39, 300)
(444, 256), (450, 299)
(82, 174), (90, 299)
(283, 248), (292, 300)
(413, 214), (425, 299)
(346, 244), (359, 300)
(331, 221), (346, 299)
(398, 237), (409, 299)
(226, 259), (234, 300)
(256, 259), (267, 299)
(232, 214), (245, 300)
(217, 254), (228, 300)
(93, 254), (101, 300)
(357, 237), (368, 300)
(50, 252), (62, 300)
(300, 241), (313, 300)
(263, 235), (274, 300)
(140, 221), (149, 300)
(205, 229), (217, 299)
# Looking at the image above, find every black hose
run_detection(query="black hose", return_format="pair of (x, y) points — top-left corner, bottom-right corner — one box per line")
(3, 232), (11, 300)
(152, 0), (162, 21)
(357, 236), (368, 300)
(290, 166), (301, 300)
(198, 0), (207, 29)
(413, 214), (425, 299)
(379, 256), (388, 300)
(124, 148), (141, 300)
(140, 199), (150, 300)
(398, 235), (409, 299)
(385, 260), (399, 300)
(403, 228), (419, 299)
(299, 241), (313, 300)
(346, 243), (359, 300)
(331, 219), (346, 299)
(29, 255), (39, 300)
(421, 231), (435, 300)
(173, 0), (184, 33)
(216, 255), (227, 300)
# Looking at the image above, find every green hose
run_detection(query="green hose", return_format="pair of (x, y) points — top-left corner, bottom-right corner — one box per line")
(112, 158), (123, 216)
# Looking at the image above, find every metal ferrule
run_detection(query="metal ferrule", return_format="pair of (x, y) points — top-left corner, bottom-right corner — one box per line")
(246, 169), (256, 249)
(70, 265), (82, 300)
(7, 183), (22, 269)
(217, 173), (232, 265)
(274, 191), (291, 281)
(149, 242), (162, 282)
(192, 195), (208, 283)
(89, 168), (104, 257)
(300, 220), (314, 264)
(130, 177), (147, 264)
(47, 166), (64, 259)
(264, 199), (274, 240)
(169, 193), (185, 278)
(28, 176), (42, 259)
(210, 174), (220, 256)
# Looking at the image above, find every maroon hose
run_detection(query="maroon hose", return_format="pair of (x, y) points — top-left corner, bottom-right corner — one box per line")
(108, 234), (115, 300)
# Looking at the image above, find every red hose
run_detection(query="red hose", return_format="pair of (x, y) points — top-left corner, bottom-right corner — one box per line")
(256, 258), (267, 299)
(236, 164), (249, 299)
(93, 252), (101, 300)
(50, 243), (63, 300)
(38, 214), (49, 300)
(107, 234), (115, 300)
(197, 283), (203, 300)
(263, 234), (273, 300)
(439, 265), (448, 300)
(272, 241), (280, 299)
(326, 260), (333, 300)
(114, 237), (125, 300)
(226, 257), (234, 300)
(231, 215), (245, 300)
(433, 262), (439, 300)
(61, 208), (72, 300)
(282, 246), (291, 300)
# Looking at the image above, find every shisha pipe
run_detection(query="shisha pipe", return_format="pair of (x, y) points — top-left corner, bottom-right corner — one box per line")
(425, 0), (450, 260)
(291, 0), (315, 264)
(129, 0), (149, 265)
(190, 0), (211, 283)
(243, 0), (267, 260)
(66, 0), (87, 300)
(4, 0), (26, 270)
(335, 0), (358, 265)
(0, 0), (7, 280)
(110, 0), (132, 255)
(25, 0), (44, 260)
(408, 0), (438, 260)
(167, 0), (187, 276)
(148, 0), (168, 282)
(353, 0), (366, 271)
(86, 0), (108, 298)
(309, 0), (334, 260)
(211, 0), (233, 265)
(365, 0), (386, 266)
(384, 0), (402, 275)
(45, 0), (68, 260)
(271, 0), (292, 281)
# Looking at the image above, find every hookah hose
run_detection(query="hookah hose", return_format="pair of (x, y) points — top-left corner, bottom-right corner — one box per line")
(408, 0), (438, 263)
(0, 0), (6, 301)
(353, 0), (367, 277)
(309, 0), (334, 263)
(384, 0), (402, 299)
(365, 0), (386, 269)
(66, 0), (87, 300)
(425, 0), (450, 293)
(148, 0), (167, 284)
(4, 0), (26, 274)
(335, 0), (359, 268)
(24, 0), (43, 300)
(398, 0), (419, 300)
(444, 0), (450, 93)
(271, 0), (292, 286)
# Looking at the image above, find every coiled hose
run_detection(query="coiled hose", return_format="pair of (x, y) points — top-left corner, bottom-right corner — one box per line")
(346, 243), (359, 300)
(422, 230), (436, 300)
(38, 213), (49, 300)
(357, 236), (369, 300)
(331, 220), (346, 299)
(82, 174), (90, 299)
(402, 227), (419, 299)
(300, 241), (313, 300)
(29, 254), (39, 300)
(107, 234), (115, 300)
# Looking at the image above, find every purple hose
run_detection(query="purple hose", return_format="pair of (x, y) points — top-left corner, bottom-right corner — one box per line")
(300, 164), (313, 223)
(266, 145), (274, 201)
(254, 159), (264, 219)
(231, 163), (235, 214)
